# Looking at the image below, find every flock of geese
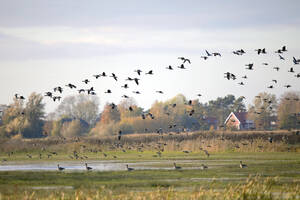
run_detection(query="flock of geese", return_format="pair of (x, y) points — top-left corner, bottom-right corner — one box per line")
(14, 45), (299, 108)
(12, 46), (299, 130)
(56, 161), (245, 171)
(11, 45), (299, 172)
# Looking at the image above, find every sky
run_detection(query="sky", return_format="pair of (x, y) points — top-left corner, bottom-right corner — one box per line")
(0, 0), (300, 114)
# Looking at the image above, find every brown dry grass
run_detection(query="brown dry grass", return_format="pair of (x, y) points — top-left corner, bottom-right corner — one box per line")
(0, 129), (299, 154)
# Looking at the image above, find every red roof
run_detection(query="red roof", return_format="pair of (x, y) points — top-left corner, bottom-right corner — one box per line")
(232, 112), (248, 124)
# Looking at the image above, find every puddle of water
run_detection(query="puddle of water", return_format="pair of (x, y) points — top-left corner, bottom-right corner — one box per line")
(32, 186), (74, 190)
(0, 160), (133, 171)
(0, 160), (211, 171)
(190, 177), (246, 181)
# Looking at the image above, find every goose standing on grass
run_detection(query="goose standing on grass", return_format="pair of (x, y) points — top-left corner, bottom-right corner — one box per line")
(126, 164), (134, 171)
(57, 164), (65, 171)
(200, 164), (208, 170)
(173, 162), (181, 170)
(85, 163), (92, 171)
(239, 161), (247, 168)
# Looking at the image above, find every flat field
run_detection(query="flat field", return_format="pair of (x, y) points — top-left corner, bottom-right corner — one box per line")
(0, 131), (299, 199)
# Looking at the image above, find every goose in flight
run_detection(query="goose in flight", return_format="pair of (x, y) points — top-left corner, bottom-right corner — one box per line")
(87, 87), (94, 94)
(66, 83), (76, 89)
(282, 45), (287, 52)
(105, 89), (112, 94)
(45, 92), (52, 97)
(212, 52), (221, 56)
(78, 89), (85, 93)
(279, 54), (285, 60)
(224, 72), (231, 80)
(15, 94), (25, 100)
(145, 70), (153, 75)
(93, 74), (101, 79)
(284, 85), (291, 88)
(54, 86), (63, 93)
(133, 78), (140, 85)
(255, 48), (266, 55)
(230, 74), (236, 80)
(288, 67), (295, 73)
(166, 65), (174, 70)
(82, 79), (90, 84)
(293, 57), (300, 65)
(245, 63), (254, 70)
(233, 49), (245, 55)
(53, 96), (61, 102)
(110, 103), (116, 109)
(121, 84), (129, 89)
(134, 69), (142, 76)
(110, 73), (118, 81)
(205, 50), (212, 56)
(177, 64), (186, 69)
(178, 57), (191, 64)
(129, 106), (133, 111)
(126, 77), (133, 81)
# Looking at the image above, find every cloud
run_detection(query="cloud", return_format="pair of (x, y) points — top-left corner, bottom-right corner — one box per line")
(0, 25), (300, 61)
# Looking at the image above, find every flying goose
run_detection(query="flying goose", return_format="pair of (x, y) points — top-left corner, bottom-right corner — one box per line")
(54, 86), (63, 93)
(82, 79), (90, 84)
(145, 70), (153, 75)
(134, 69), (142, 75)
(110, 73), (118, 81)
(166, 65), (174, 70)
(66, 83), (76, 89)
(121, 84), (129, 89)
(178, 57), (191, 64)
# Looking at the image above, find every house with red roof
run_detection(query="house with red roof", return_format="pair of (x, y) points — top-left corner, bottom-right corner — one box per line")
(224, 112), (254, 130)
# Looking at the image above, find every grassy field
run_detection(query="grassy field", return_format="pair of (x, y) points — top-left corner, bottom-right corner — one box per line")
(0, 130), (299, 199)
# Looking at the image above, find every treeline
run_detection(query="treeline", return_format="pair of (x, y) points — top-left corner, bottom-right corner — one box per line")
(0, 92), (299, 138)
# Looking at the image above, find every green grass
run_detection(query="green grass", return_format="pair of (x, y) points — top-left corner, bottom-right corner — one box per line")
(0, 132), (299, 199)
(0, 152), (300, 199)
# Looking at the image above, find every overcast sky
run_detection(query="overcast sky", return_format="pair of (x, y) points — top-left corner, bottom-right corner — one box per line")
(0, 0), (300, 113)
